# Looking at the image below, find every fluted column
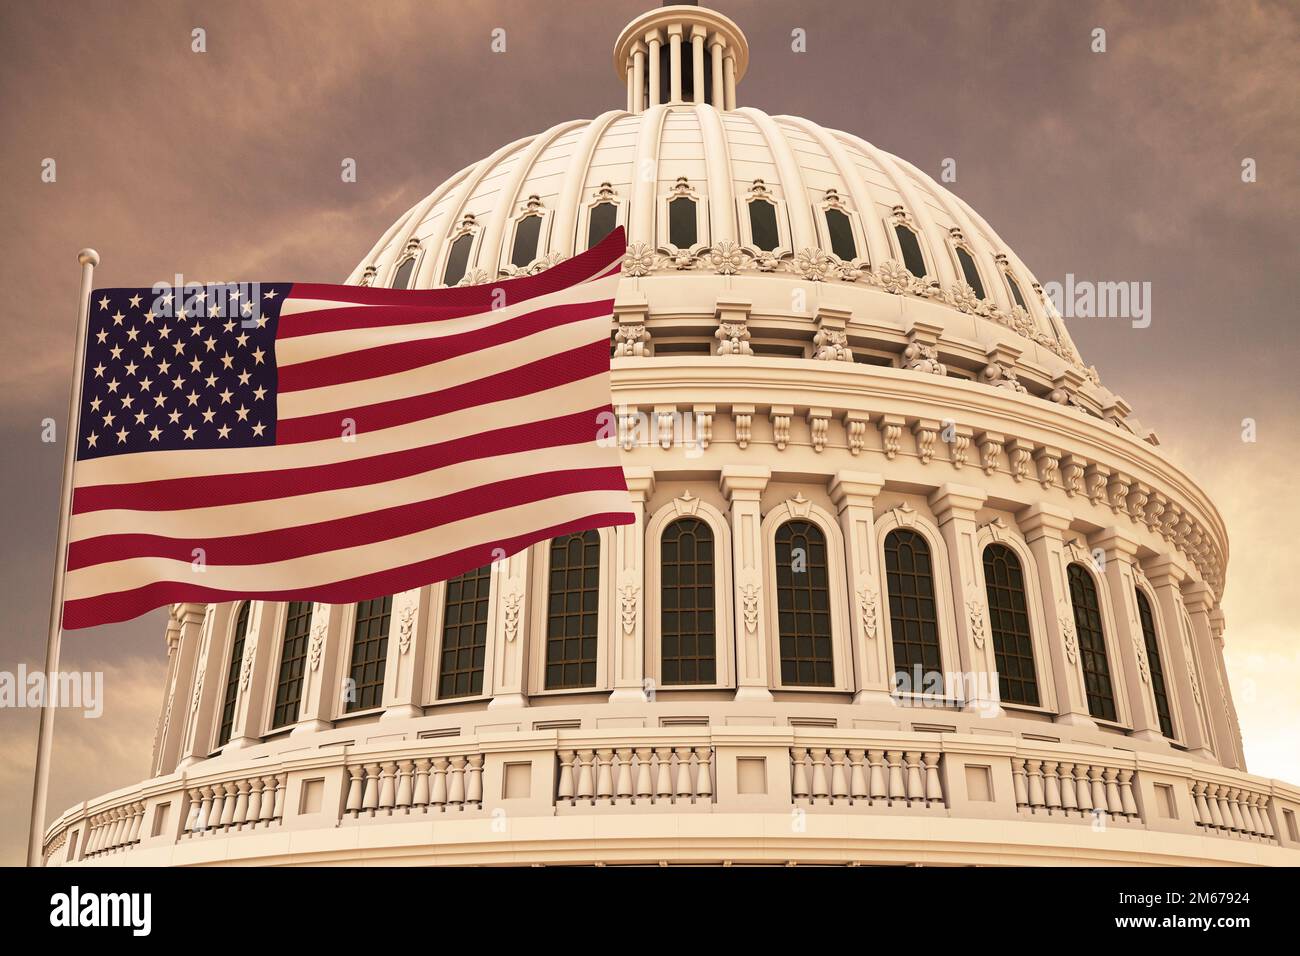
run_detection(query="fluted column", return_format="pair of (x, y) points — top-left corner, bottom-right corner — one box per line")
(691, 27), (707, 104)
(931, 484), (1002, 716)
(1184, 581), (1239, 769)
(829, 471), (891, 704)
(381, 586), (429, 719)
(1210, 607), (1246, 770)
(292, 602), (345, 734)
(646, 31), (662, 108)
(175, 603), (225, 767)
(1094, 528), (1164, 741)
(157, 603), (206, 773)
(223, 602), (281, 750)
(709, 37), (724, 107)
(1144, 555), (1213, 759)
(610, 467), (655, 702)
(1019, 503), (1096, 726)
(668, 24), (683, 103)
(721, 465), (772, 700)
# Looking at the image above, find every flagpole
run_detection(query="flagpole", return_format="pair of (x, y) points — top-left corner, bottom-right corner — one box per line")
(27, 248), (99, 867)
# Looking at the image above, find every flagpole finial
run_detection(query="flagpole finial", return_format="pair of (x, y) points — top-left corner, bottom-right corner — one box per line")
(78, 248), (100, 267)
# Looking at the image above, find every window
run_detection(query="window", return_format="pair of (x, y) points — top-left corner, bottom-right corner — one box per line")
(392, 256), (417, 290)
(510, 215), (543, 268)
(749, 200), (780, 252)
(439, 565), (492, 698)
(545, 530), (601, 689)
(955, 246), (986, 299)
(982, 545), (1040, 706)
(346, 596), (391, 712)
(443, 233), (474, 286)
(668, 196), (698, 249)
(588, 202), (618, 249)
(774, 520), (833, 687)
(1067, 564), (1116, 721)
(216, 602), (251, 748)
(825, 208), (856, 261)
(895, 224), (927, 278)
(661, 518), (716, 685)
(1135, 589), (1174, 737)
(885, 529), (942, 686)
(1006, 272), (1028, 310)
(272, 601), (314, 729)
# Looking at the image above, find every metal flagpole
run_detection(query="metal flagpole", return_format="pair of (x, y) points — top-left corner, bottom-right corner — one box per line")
(27, 248), (99, 867)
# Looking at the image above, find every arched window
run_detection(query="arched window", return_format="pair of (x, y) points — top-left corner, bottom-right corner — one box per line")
(272, 601), (314, 729)
(346, 596), (391, 712)
(774, 520), (833, 686)
(668, 196), (697, 249)
(661, 518), (716, 685)
(439, 566), (492, 698)
(545, 530), (601, 689)
(392, 256), (417, 290)
(825, 208), (856, 261)
(982, 545), (1039, 706)
(1066, 564), (1116, 721)
(510, 215), (543, 268)
(894, 224), (927, 278)
(1135, 589), (1174, 737)
(588, 202), (618, 249)
(749, 200), (780, 252)
(955, 246), (986, 299)
(443, 233), (474, 286)
(884, 529), (942, 686)
(216, 602), (251, 748)
(1005, 272), (1028, 311)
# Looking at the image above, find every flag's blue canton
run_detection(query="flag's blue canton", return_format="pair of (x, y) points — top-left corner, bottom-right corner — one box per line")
(77, 283), (291, 461)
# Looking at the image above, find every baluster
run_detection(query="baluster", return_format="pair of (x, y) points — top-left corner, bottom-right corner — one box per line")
(207, 783), (227, 829)
(395, 760), (414, 811)
(556, 751), (576, 804)
(378, 762), (397, 813)
(868, 750), (887, 801)
(886, 751), (906, 802)
(674, 749), (695, 799)
(654, 749), (674, 799)
(196, 785), (215, 831)
(1043, 762), (1062, 810)
(184, 789), (202, 833)
(231, 779), (250, 827)
(810, 748), (830, 801)
(129, 804), (146, 844)
(634, 749), (654, 800)
(271, 775), (286, 821)
(466, 754), (484, 806)
(905, 752), (924, 804)
(1102, 768), (1122, 816)
(219, 782), (239, 827)
(575, 751), (595, 802)
(1259, 793), (1276, 839)
(448, 756), (467, 806)
(246, 777), (263, 826)
(1116, 770), (1137, 817)
(431, 758), (449, 808)
(103, 810), (122, 850)
(614, 749), (634, 800)
(1011, 758), (1028, 807)
(1214, 785), (1234, 830)
(848, 749), (868, 800)
(1203, 783), (1223, 827)
(1057, 763), (1078, 812)
(1189, 781), (1208, 826)
(1088, 766), (1107, 814)
(259, 777), (277, 822)
(413, 758), (432, 809)
(791, 748), (810, 800)
(596, 749), (615, 801)
(345, 767), (364, 816)
(696, 749), (713, 800)
(1026, 760), (1045, 809)
(830, 749), (849, 801)
(362, 764), (380, 814)
(84, 816), (98, 855)
(1226, 788), (1246, 832)
(1242, 792), (1263, 836)
(923, 753), (943, 805)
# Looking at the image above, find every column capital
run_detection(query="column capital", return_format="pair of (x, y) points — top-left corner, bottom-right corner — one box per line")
(720, 464), (770, 502)
(928, 483), (987, 523)
(623, 466), (655, 502)
(1182, 580), (1215, 613)
(1092, 526), (1140, 559)
(1142, 552), (1190, 588)
(829, 470), (885, 511)
(1017, 501), (1073, 539)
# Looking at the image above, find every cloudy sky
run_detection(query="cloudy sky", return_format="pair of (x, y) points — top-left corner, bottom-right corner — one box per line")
(1, 0), (1296, 864)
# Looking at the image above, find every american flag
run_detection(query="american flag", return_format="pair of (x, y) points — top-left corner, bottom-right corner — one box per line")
(62, 228), (632, 629)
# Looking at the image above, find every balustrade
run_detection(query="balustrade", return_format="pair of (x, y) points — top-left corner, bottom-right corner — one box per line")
(1011, 757), (1138, 820)
(556, 746), (714, 805)
(790, 747), (944, 807)
(343, 753), (484, 817)
(183, 773), (285, 836)
(1190, 780), (1275, 841)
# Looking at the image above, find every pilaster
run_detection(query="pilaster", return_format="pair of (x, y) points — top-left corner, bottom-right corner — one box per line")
(720, 465), (772, 700)
(1094, 528), (1164, 741)
(828, 471), (890, 705)
(610, 467), (655, 702)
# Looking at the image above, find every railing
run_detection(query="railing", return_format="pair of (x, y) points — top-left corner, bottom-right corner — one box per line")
(1012, 757), (1138, 820)
(1190, 780), (1275, 841)
(184, 773), (286, 836)
(556, 746), (714, 806)
(83, 801), (146, 857)
(791, 747), (944, 808)
(343, 755), (484, 817)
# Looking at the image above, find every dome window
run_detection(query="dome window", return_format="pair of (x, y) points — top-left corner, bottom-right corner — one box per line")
(545, 531), (602, 690)
(510, 202), (545, 269)
(391, 256), (417, 290)
(955, 246), (987, 299)
(442, 232), (474, 287)
(660, 517), (716, 685)
(749, 199), (780, 253)
(885, 529), (942, 689)
(588, 200), (618, 249)
(775, 520), (834, 687)
(982, 545), (1040, 707)
(439, 565), (492, 699)
(669, 196), (698, 249)
(216, 602), (251, 749)
(1005, 272), (1028, 311)
(894, 223), (927, 278)
(1067, 564), (1117, 722)
(824, 208), (856, 261)
(271, 601), (315, 729)
(1135, 588), (1175, 738)
(346, 596), (391, 712)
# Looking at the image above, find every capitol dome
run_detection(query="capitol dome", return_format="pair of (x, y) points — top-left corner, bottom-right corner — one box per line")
(42, 3), (1300, 867)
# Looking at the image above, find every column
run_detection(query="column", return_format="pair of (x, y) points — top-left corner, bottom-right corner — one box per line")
(668, 24), (683, 104)
(222, 601), (280, 751)
(631, 43), (646, 114)
(1093, 528), (1163, 741)
(1019, 502), (1096, 727)
(382, 586), (431, 718)
(691, 27), (707, 104)
(1184, 581), (1238, 768)
(610, 467), (655, 702)
(647, 31), (662, 108)
(1143, 554), (1213, 759)
(292, 602), (345, 735)
(160, 603), (208, 771)
(723, 53), (737, 110)
(829, 471), (892, 705)
(1209, 607), (1246, 770)
(710, 37), (724, 107)
(720, 465), (772, 701)
(930, 484), (1002, 716)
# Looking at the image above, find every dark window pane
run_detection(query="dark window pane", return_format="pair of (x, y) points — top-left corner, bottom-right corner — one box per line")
(825, 208), (856, 261)
(895, 224), (927, 278)
(272, 601), (314, 729)
(1136, 589), (1175, 737)
(660, 518), (716, 684)
(749, 200), (780, 252)
(546, 531), (601, 689)
(443, 233), (474, 287)
(392, 256), (417, 290)
(217, 602), (251, 748)
(885, 530), (942, 687)
(510, 215), (543, 268)
(439, 566), (492, 698)
(347, 596), (392, 712)
(669, 196), (697, 249)
(588, 203), (617, 249)
(1068, 564), (1116, 721)
(982, 545), (1040, 706)
(1006, 273), (1027, 310)
(775, 520), (833, 687)
(956, 246), (986, 298)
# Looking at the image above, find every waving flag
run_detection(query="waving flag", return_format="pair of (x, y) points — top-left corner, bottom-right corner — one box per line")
(61, 228), (631, 629)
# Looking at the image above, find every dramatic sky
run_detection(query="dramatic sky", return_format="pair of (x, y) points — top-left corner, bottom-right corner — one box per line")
(1, 0), (1297, 864)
